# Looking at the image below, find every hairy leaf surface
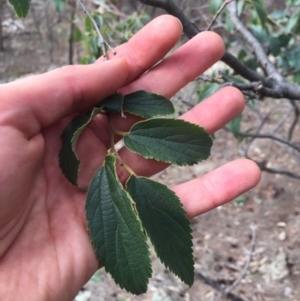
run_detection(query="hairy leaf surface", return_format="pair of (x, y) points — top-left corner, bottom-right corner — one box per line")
(123, 91), (175, 118)
(59, 107), (101, 185)
(8, 0), (30, 17)
(126, 175), (194, 286)
(86, 155), (151, 294)
(124, 118), (212, 165)
(96, 93), (124, 114)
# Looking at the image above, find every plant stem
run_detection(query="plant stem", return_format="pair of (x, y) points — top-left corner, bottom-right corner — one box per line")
(119, 161), (136, 176)
(114, 129), (129, 136)
(108, 114), (135, 176)
(76, 0), (115, 58)
(206, 0), (233, 31)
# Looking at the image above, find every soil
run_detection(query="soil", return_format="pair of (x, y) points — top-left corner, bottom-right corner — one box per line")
(1, 2), (299, 301)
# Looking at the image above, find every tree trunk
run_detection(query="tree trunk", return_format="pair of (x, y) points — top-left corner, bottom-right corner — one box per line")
(0, 0), (4, 51)
(68, 2), (76, 65)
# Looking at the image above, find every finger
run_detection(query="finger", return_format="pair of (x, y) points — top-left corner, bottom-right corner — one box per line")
(117, 86), (245, 183)
(0, 59), (129, 137)
(171, 159), (261, 218)
(96, 15), (183, 84)
(76, 14), (184, 146)
(181, 86), (245, 134)
(120, 30), (225, 97)
(109, 30), (226, 132)
(81, 30), (225, 158)
(1, 16), (182, 137)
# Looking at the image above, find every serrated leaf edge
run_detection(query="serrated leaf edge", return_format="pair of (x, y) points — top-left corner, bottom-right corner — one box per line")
(123, 118), (212, 166)
(59, 107), (102, 186)
(86, 155), (152, 294)
(126, 176), (194, 286)
(71, 107), (103, 153)
(123, 91), (175, 118)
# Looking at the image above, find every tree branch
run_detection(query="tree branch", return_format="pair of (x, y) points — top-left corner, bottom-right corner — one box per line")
(206, 0), (233, 31)
(254, 161), (300, 180)
(138, 0), (300, 100)
(238, 132), (300, 153)
(227, 1), (282, 82)
(138, 0), (199, 37)
(77, 0), (115, 58)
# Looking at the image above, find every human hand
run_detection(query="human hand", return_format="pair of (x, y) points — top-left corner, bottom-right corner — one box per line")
(0, 15), (260, 301)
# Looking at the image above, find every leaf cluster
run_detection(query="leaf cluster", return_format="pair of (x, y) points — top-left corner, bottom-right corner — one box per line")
(208, 0), (300, 84)
(74, 9), (150, 64)
(201, 0), (300, 139)
(59, 91), (212, 294)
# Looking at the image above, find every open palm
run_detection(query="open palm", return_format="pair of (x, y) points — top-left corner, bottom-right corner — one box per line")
(0, 16), (260, 301)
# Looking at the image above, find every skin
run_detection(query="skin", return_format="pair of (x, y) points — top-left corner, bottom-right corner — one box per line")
(0, 15), (260, 301)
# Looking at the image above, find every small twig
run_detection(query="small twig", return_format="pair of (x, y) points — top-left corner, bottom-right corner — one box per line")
(243, 91), (257, 100)
(221, 81), (263, 92)
(206, 0), (233, 31)
(225, 225), (257, 295)
(107, 114), (135, 176)
(77, 0), (115, 58)
(242, 103), (279, 159)
(246, 102), (262, 122)
(194, 226), (258, 301)
(254, 162), (300, 180)
(68, 0), (77, 65)
(288, 100), (300, 141)
(196, 74), (223, 84)
(238, 132), (300, 153)
(270, 104), (293, 135)
(195, 271), (246, 301)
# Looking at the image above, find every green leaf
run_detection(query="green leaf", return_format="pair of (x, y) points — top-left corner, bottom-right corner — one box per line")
(197, 83), (219, 102)
(86, 155), (151, 294)
(59, 107), (101, 185)
(252, 0), (267, 26)
(270, 10), (286, 20)
(225, 14), (234, 33)
(53, 0), (65, 12)
(124, 118), (212, 166)
(85, 16), (93, 32)
(277, 34), (291, 49)
(237, 0), (245, 16)
(8, 0), (30, 18)
(74, 26), (82, 42)
(227, 114), (242, 138)
(287, 0), (300, 6)
(123, 91), (175, 118)
(249, 24), (270, 44)
(90, 36), (99, 56)
(93, 14), (104, 28)
(281, 46), (300, 70)
(96, 93), (124, 114)
(237, 49), (248, 61)
(292, 72), (300, 84)
(285, 11), (300, 34)
(208, 0), (223, 14)
(269, 37), (281, 56)
(126, 176), (194, 286)
(244, 58), (259, 71)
